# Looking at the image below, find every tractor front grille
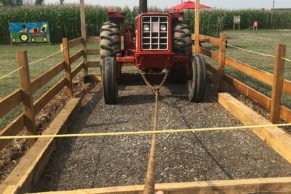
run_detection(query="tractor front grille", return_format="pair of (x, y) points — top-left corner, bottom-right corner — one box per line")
(141, 16), (168, 50)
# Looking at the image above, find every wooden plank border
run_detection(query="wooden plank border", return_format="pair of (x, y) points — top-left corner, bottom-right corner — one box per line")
(219, 93), (291, 163)
(32, 177), (291, 194)
(0, 98), (82, 194)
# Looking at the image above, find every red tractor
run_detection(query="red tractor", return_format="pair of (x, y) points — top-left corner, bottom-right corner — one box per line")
(100, 0), (207, 104)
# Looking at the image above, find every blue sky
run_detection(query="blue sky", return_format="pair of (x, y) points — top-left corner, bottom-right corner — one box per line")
(46, 0), (290, 9)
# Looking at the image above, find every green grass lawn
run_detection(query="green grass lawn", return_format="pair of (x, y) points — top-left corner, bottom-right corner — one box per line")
(226, 29), (291, 108)
(204, 29), (291, 108)
(226, 29), (291, 79)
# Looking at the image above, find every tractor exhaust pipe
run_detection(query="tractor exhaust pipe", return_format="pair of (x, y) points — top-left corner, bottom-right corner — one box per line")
(139, 0), (148, 13)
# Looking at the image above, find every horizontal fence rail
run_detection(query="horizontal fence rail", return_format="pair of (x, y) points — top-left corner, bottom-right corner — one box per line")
(0, 36), (100, 151)
(0, 89), (22, 118)
(86, 36), (100, 44)
(31, 61), (66, 93)
(192, 34), (221, 46)
(87, 49), (100, 55)
(68, 37), (82, 49)
(34, 78), (66, 114)
(70, 50), (84, 64)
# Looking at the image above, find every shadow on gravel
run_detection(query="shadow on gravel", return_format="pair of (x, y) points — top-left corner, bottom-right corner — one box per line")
(164, 77), (219, 104)
(118, 72), (220, 104)
(117, 95), (154, 105)
(82, 121), (129, 129)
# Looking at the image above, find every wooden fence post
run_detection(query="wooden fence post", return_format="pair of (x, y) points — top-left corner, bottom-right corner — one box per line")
(80, 0), (88, 75)
(17, 51), (36, 144)
(194, 0), (200, 54)
(82, 40), (88, 76)
(270, 44), (286, 123)
(218, 32), (226, 91)
(62, 38), (73, 97)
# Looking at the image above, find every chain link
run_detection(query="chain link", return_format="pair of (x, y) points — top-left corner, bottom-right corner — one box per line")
(139, 70), (169, 95)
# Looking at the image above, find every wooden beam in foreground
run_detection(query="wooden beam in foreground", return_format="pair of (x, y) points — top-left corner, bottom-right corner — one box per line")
(31, 177), (291, 194)
(0, 98), (82, 194)
(219, 93), (291, 163)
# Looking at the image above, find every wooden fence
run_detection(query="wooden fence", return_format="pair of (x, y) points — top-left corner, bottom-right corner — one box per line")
(192, 33), (291, 124)
(1, 33), (290, 152)
(0, 36), (100, 151)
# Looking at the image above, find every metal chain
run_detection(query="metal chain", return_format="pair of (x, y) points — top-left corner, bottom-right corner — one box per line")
(139, 69), (169, 194)
(139, 70), (169, 95)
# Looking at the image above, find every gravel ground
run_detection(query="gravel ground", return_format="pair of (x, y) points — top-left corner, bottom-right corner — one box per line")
(34, 75), (291, 192)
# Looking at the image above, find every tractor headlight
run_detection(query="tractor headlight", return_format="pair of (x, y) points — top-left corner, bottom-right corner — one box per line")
(160, 24), (167, 31)
(143, 24), (150, 31)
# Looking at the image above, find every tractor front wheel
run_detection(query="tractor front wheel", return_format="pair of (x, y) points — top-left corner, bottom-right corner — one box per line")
(188, 55), (207, 102)
(102, 57), (118, 105)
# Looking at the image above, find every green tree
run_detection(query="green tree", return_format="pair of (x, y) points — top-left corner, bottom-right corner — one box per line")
(0, 0), (23, 6)
(60, 0), (64, 4)
(34, 0), (44, 5)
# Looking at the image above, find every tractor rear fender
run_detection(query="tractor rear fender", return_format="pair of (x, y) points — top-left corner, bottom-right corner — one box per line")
(108, 10), (125, 24)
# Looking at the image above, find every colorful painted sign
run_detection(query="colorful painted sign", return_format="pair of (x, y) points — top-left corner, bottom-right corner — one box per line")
(9, 22), (50, 44)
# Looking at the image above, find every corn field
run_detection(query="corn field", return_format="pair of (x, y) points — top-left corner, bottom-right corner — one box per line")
(0, 5), (291, 44)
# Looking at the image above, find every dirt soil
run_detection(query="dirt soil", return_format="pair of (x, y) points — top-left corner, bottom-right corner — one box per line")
(33, 75), (291, 192)
(0, 80), (84, 183)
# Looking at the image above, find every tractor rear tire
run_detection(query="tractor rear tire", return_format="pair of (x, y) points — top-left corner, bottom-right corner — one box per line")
(188, 55), (207, 102)
(100, 22), (121, 58)
(169, 22), (192, 84)
(173, 22), (192, 54)
(102, 57), (118, 105)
